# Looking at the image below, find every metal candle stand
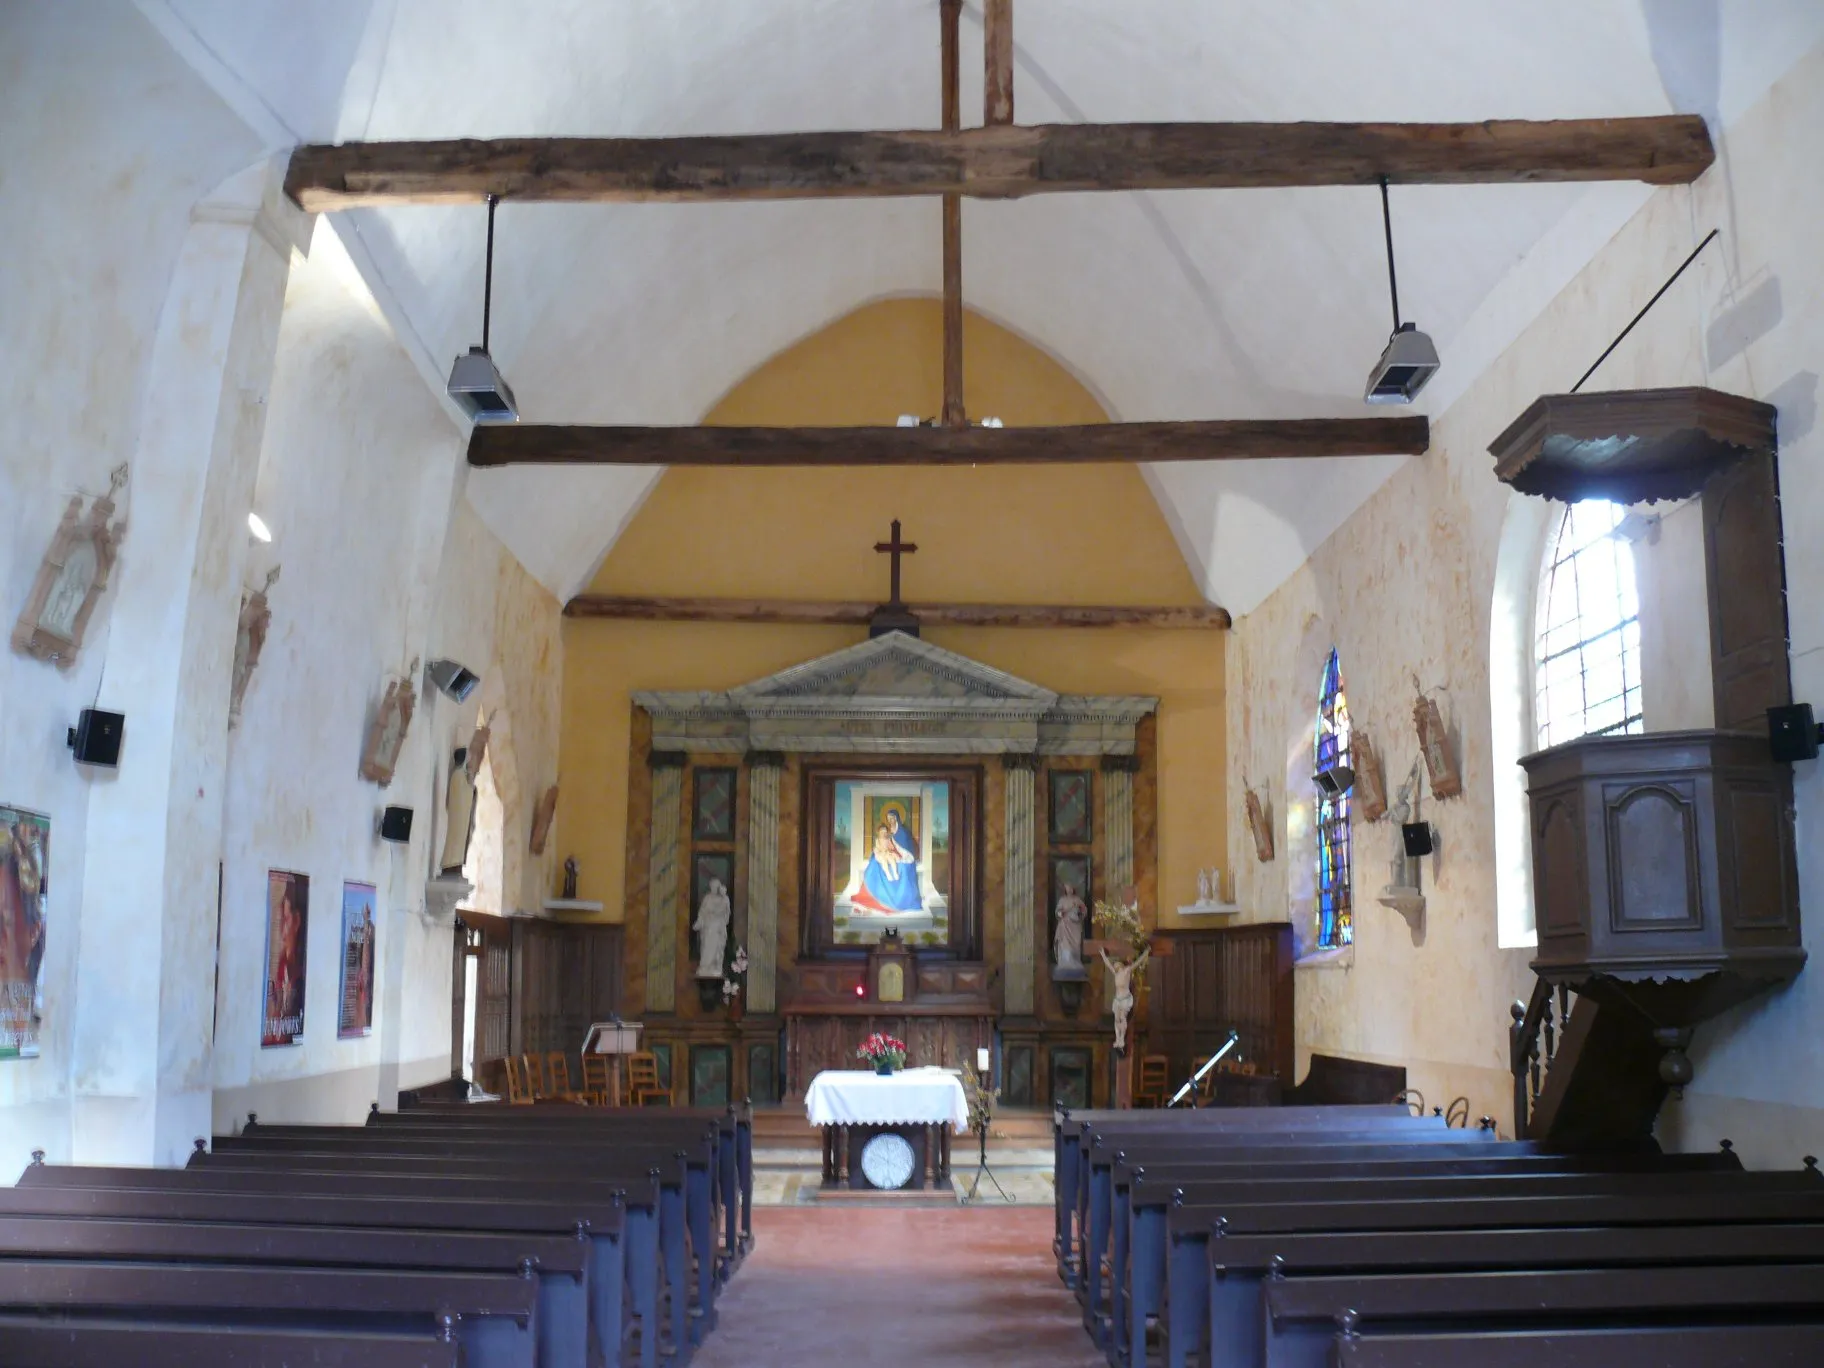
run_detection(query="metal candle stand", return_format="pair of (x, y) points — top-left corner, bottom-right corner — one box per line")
(961, 1046), (1014, 1204)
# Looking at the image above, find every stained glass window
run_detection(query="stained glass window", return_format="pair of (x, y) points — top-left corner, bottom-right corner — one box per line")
(1535, 500), (1642, 748)
(1315, 649), (1353, 949)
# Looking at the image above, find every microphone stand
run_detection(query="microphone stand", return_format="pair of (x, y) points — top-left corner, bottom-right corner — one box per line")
(1166, 1029), (1241, 1108)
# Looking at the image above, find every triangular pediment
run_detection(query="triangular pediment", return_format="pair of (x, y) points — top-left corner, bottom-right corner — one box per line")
(729, 632), (1056, 706)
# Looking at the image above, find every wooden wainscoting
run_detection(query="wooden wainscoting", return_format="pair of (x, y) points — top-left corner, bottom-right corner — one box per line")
(1146, 921), (1294, 1096)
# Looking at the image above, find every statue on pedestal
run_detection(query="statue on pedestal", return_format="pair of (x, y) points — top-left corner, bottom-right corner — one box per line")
(694, 878), (731, 980)
(1052, 883), (1088, 974)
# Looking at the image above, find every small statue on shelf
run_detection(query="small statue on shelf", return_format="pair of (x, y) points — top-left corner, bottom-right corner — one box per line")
(562, 857), (578, 901)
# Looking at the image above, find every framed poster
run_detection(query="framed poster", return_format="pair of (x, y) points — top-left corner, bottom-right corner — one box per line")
(261, 869), (309, 1047)
(337, 881), (377, 1039)
(0, 805), (50, 1060)
(1047, 769), (1094, 845)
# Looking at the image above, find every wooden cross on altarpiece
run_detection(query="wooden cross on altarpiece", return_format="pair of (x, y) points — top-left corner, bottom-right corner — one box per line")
(869, 519), (922, 638)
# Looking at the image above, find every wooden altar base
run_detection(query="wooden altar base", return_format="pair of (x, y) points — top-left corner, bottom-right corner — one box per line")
(819, 1122), (953, 1191)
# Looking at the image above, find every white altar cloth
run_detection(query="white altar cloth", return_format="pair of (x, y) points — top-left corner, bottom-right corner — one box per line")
(804, 1067), (970, 1132)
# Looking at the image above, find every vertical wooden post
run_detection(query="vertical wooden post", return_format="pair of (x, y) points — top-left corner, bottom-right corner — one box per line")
(984, 0), (1014, 125)
(940, 0), (966, 428)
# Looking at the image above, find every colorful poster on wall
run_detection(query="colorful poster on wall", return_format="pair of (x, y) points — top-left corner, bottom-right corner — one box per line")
(261, 869), (309, 1047)
(338, 881), (377, 1040)
(0, 806), (50, 1061)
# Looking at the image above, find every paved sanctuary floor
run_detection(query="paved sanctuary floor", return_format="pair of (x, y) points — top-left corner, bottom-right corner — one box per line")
(691, 1206), (1104, 1368)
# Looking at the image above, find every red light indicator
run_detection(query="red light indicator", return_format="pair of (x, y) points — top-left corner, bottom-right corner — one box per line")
(854, 984), (865, 997)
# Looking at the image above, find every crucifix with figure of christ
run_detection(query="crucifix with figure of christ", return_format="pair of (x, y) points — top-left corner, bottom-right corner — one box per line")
(869, 519), (922, 639)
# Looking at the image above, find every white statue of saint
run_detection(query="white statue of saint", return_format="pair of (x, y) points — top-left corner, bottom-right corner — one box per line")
(1099, 945), (1151, 1054)
(1053, 883), (1088, 973)
(694, 878), (732, 980)
(1196, 868), (1212, 904)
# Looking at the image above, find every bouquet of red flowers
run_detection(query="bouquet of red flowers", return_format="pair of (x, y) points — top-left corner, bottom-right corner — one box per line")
(856, 1032), (908, 1073)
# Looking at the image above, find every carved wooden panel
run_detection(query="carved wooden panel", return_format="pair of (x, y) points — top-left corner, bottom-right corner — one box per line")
(1051, 1047), (1092, 1110)
(1704, 451), (1791, 731)
(1003, 1044), (1034, 1107)
(1535, 794), (1586, 938)
(1147, 923), (1294, 1089)
(1605, 783), (1701, 930)
(784, 1011), (992, 1095)
(1727, 781), (1795, 930)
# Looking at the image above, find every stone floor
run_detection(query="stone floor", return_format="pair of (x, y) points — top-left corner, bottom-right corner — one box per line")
(692, 1206), (1103, 1368)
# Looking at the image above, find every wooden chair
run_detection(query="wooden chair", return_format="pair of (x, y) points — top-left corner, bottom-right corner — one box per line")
(502, 1054), (533, 1105)
(578, 1053), (616, 1106)
(542, 1051), (588, 1103)
(626, 1051), (670, 1107)
(1133, 1053), (1171, 1108)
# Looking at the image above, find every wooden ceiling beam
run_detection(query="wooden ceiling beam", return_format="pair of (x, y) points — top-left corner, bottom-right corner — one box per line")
(564, 595), (1232, 630)
(467, 418), (1429, 468)
(286, 117), (1713, 210)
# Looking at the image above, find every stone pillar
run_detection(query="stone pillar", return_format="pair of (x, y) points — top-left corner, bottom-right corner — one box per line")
(1002, 754), (1038, 1015)
(70, 158), (309, 1166)
(1102, 755), (1139, 891)
(744, 753), (783, 1015)
(644, 752), (687, 1014)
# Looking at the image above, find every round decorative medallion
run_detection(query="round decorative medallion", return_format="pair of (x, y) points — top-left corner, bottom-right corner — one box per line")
(859, 1132), (917, 1190)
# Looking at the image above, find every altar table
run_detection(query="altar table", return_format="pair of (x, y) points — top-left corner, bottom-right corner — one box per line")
(805, 1068), (969, 1190)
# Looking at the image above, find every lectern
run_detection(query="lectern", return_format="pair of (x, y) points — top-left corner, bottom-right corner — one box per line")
(581, 1020), (643, 1106)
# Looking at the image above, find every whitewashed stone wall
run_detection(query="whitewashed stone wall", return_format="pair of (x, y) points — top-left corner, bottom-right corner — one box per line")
(1228, 37), (1824, 1155)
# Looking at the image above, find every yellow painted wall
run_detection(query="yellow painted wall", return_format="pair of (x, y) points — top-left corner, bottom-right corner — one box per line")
(555, 298), (1226, 927)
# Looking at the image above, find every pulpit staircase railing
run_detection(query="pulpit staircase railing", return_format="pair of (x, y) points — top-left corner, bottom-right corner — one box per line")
(1509, 977), (1574, 1139)
(1509, 974), (1673, 1148)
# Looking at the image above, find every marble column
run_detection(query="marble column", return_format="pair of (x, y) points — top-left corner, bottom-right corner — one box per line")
(744, 753), (783, 1015)
(644, 753), (687, 1014)
(70, 157), (308, 1166)
(1002, 755), (1038, 1015)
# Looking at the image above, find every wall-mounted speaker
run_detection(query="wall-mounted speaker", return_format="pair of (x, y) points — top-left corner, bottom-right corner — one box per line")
(1401, 822), (1435, 858)
(1313, 764), (1356, 797)
(67, 709), (125, 767)
(379, 806), (414, 843)
(1768, 703), (1822, 763)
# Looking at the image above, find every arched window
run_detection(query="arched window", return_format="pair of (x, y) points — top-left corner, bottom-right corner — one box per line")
(1315, 649), (1352, 949)
(1535, 500), (1642, 747)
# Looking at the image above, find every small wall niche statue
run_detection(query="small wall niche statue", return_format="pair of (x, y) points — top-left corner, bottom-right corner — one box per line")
(528, 784), (559, 856)
(1243, 781), (1275, 863)
(12, 465), (128, 668)
(562, 856), (578, 900)
(229, 566), (280, 729)
(1353, 732), (1388, 821)
(358, 665), (417, 786)
(1412, 684), (1462, 799)
(694, 878), (732, 980)
(1052, 882), (1088, 975)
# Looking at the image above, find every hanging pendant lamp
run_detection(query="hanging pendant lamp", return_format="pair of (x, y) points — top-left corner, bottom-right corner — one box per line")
(447, 193), (519, 422)
(1364, 178), (1440, 405)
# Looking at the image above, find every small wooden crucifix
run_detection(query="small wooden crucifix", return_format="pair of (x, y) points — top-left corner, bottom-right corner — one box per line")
(869, 519), (921, 639)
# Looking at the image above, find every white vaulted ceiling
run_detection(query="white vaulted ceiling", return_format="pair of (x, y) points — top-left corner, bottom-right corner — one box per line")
(143, 0), (1824, 612)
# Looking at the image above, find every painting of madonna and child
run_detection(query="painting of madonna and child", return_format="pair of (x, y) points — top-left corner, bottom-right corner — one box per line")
(830, 779), (950, 946)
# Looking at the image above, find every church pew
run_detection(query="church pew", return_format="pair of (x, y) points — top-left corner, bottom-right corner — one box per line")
(11, 1165), (658, 1368)
(1051, 1104), (1416, 1276)
(1329, 1322), (1824, 1367)
(1199, 1221), (1824, 1368)
(0, 1317), (461, 1368)
(1261, 1262), (1824, 1368)
(1160, 1182), (1824, 1368)
(222, 1123), (723, 1300)
(1141, 1168), (1824, 1366)
(1100, 1146), (1739, 1355)
(1073, 1124), (1481, 1323)
(0, 1214), (591, 1368)
(370, 1103), (753, 1258)
(197, 1137), (714, 1352)
(0, 1260), (540, 1368)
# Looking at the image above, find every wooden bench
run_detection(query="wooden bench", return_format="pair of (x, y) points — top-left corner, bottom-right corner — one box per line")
(200, 1132), (713, 1351)
(1281, 1053), (1407, 1106)
(0, 1317), (461, 1368)
(13, 1162), (661, 1368)
(0, 1178), (638, 1367)
(1329, 1322), (1824, 1367)
(1163, 1182), (1824, 1368)
(0, 1260), (539, 1368)
(1263, 1262), (1824, 1368)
